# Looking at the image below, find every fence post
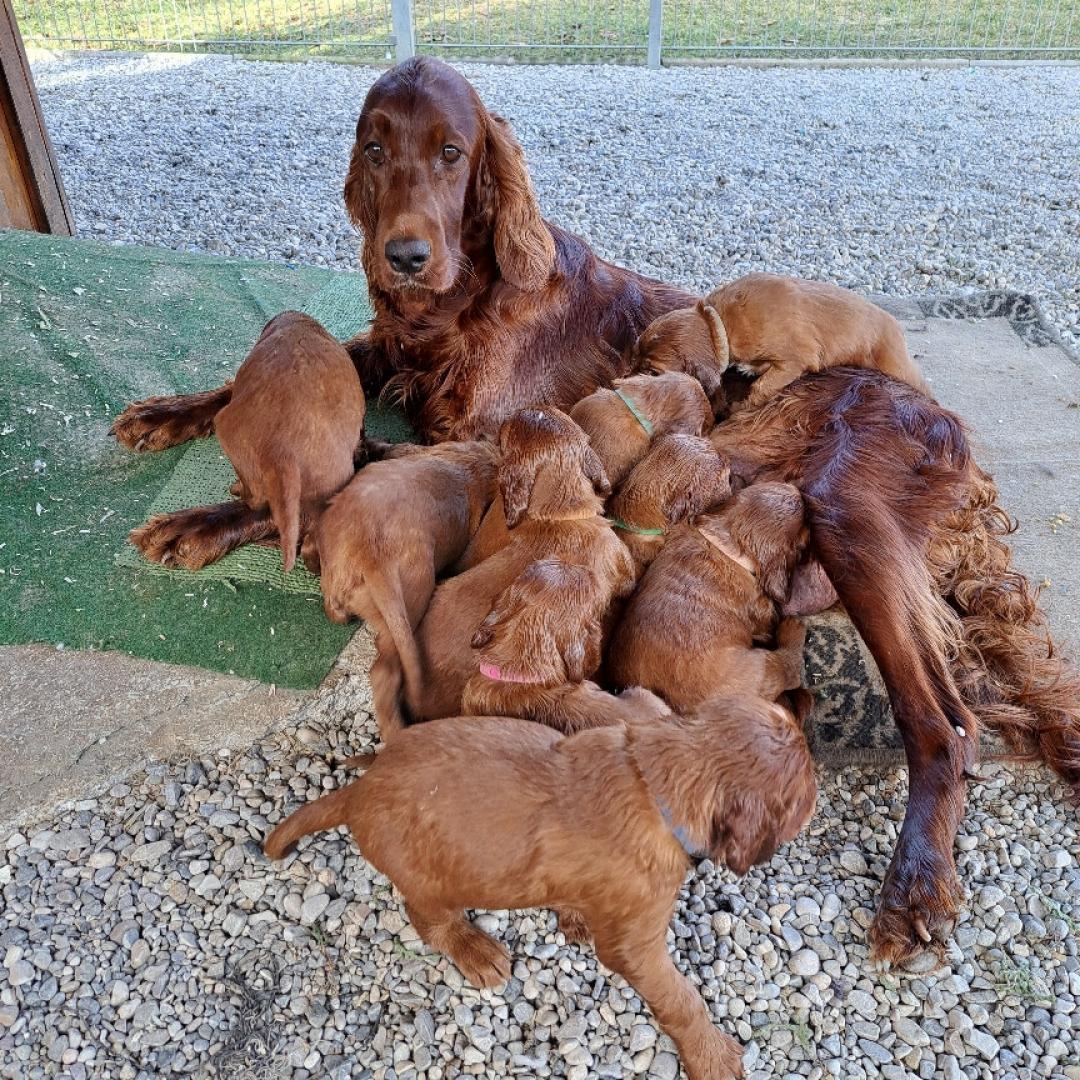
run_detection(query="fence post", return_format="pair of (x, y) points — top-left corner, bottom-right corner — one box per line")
(391, 0), (414, 62)
(647, 0), (663, 68)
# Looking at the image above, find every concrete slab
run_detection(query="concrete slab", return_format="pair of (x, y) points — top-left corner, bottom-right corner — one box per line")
(0, 644), (303, 830)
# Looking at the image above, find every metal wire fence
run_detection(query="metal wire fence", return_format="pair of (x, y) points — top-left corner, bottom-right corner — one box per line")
(13, 0), (1080, 62)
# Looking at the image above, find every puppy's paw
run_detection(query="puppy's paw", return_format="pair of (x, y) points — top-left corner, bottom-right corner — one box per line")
(555, 907), (591, 945)
(448, 923), (511, 990)
(776, 617), (807, 651)
(683, 1028), (745, 1080)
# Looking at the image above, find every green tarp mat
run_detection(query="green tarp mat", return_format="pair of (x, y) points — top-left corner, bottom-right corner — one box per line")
(0, 230), (396, 689)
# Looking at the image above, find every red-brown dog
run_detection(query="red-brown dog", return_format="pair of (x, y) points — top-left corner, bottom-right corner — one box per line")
(607, 483), (809, 713)
(569, 372), (714, 489)
(634, 273), (926, 412)
(130, 311), (365, 571)
(606, 434), (733, 580)
(411, 408), (633, 721)
(303, 440), (498, 739)
(265, 695), (817, 1080)
(460, 558), (670, 733)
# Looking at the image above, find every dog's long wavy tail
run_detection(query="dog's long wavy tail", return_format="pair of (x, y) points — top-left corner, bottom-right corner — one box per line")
(932, 463), (1080, 787)
(264, 784), (355, 860)
(266, 460), (302, 573)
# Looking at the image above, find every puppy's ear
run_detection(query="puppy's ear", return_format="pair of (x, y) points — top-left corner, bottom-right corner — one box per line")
(499, 456), (536, 529)
(582, 445), (611, 497)
(730, 486), (807, 604)
(480, 115), (556, 292)
(697, 302), (730, 370)
(662, 460), (732, 524)
(710, 791), (781, 877)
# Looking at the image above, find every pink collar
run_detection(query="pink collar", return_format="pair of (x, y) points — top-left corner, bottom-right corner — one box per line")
(479, 662), (537, 684)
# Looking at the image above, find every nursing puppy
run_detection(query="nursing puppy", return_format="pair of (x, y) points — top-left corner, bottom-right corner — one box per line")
(303, 440), (498, 739)
(461, 559), (670, 733)
(606, 434), (733, 580)
(608, 482), (809, 713)
(634, 273), (925, 412)
(265, 694), (817, 1080)
(569, 372), (713, 489)
(131, 312), (366, 571)
(412, 408), (633, 721)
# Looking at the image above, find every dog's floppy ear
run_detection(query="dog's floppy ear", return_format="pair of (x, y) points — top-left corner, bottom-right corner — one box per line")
(710, 790), (781, 877)
(727, 484), (807, 604)
(697, 301), (730, 370)
(662, 459), (732, 524)
(343, 136), (376, 238)
(480, 115), (556, 292)
(582, 444), (611, 497)
(499, 455), (537, 529)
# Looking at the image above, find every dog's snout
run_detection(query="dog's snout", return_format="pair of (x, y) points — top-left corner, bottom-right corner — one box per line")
(385, 237), (432, 276)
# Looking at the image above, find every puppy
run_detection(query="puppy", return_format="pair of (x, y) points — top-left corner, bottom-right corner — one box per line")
(303, 440), (498, 739)
(607, 482), (809, 713)
(461, 558), (670, 733)
(412, 408), (633, 721)
(606, 434), (733, 579)
(211, 311), (366, 570)
(569, 372), (713, 489)
(634, 273), (926, 412)
(265, 695), (817, 1080)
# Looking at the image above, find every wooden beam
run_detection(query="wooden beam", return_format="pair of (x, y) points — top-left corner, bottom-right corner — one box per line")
(1, 0), (73, 234)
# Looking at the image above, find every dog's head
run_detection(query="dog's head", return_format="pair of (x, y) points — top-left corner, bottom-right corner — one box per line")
(498, 408), (610, 528)
(698, 695), (818, 875)
(714, 481), (808, 604)
(471, 558), (603, 684)
(633, 300), (730, 407)
(345, 57), (556, 298)
(610, 434), (732, 530)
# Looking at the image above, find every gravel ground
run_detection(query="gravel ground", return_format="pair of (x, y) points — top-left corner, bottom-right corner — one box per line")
(29, 53), (1080, 348)
(4, 52), (1079, 1080)
(1, 634), (1079, 1080)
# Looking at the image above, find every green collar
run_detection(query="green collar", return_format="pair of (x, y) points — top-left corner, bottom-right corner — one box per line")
(606, 517), (666, 537)
(614, 387), (654, 436)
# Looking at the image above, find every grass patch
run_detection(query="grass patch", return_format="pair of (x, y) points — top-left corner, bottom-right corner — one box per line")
(994, 956), (1054, 1005)
(15, 0), (1080, 61)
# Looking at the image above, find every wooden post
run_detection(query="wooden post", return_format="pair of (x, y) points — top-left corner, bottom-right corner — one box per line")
(1, 0), (73, 234)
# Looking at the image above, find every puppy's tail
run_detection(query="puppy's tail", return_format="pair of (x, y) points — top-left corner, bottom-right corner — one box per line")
(365, 573), (426, 730)
(933, 463), (1080, 786)
(264, 784), (355, 860)
(267, 461), (302, 573)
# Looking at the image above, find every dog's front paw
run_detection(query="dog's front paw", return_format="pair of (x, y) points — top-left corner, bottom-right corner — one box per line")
(682, 1028), (745, 1080)
(129, 503), (261, 571)
(448, 922), (511, 989)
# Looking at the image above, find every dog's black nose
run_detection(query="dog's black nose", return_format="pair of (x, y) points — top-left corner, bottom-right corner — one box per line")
(385, 238), (431, 275)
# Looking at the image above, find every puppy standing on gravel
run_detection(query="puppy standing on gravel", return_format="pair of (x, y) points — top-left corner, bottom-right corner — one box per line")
(608, 482), (810, 713)
(130, 312), (366, 571)
(264, 694), (817, 1080)
(412, 408), (633, 721)
(303, 440), (498, 739)
(634, 273), (926, 412)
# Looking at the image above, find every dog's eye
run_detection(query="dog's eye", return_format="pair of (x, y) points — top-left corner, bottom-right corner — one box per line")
(364, 142), (384, 165)
(441, 145), (462, 163)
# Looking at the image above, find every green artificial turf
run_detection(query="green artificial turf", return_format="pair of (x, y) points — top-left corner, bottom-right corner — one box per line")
(0, 230), (391, 689)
